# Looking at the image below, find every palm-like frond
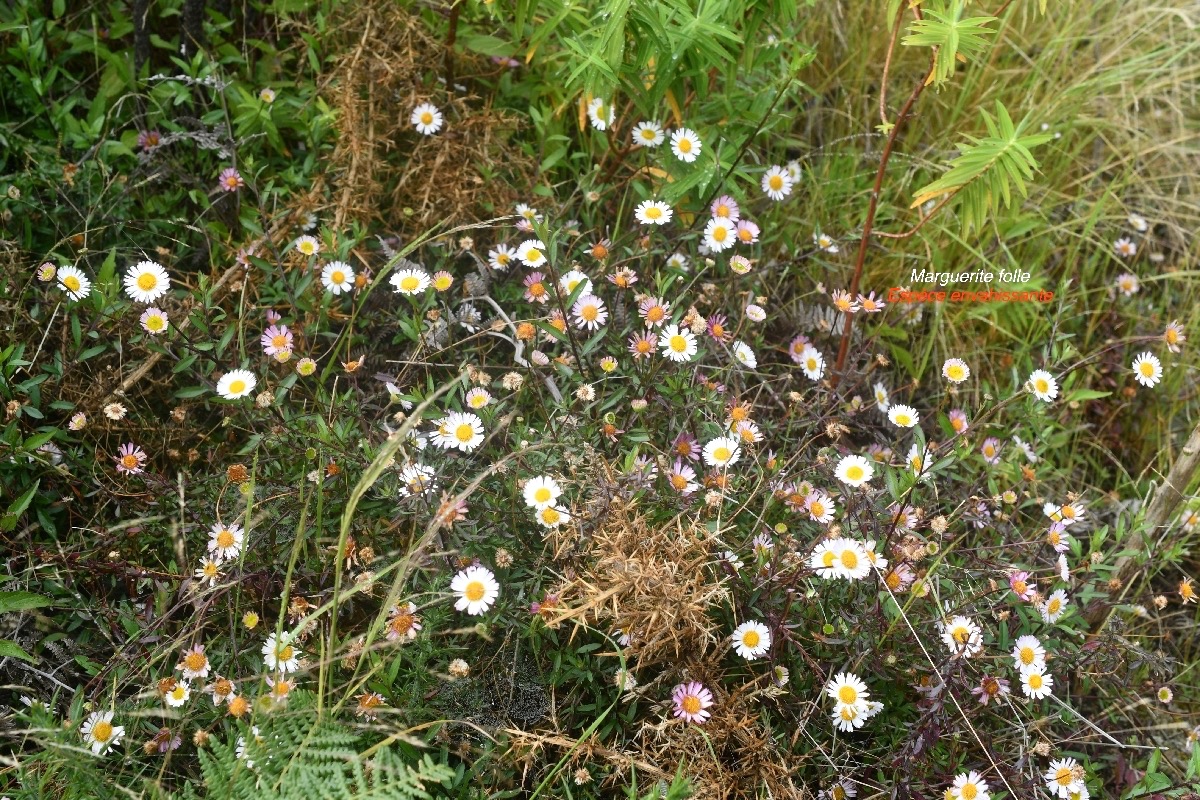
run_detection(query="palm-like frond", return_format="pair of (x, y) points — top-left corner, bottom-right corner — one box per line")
(911, 101), (1055, 235)
(902, 0), (998, 86)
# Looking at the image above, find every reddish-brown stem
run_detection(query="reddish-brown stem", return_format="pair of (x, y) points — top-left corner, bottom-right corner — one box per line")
(830, 62), (932, 388)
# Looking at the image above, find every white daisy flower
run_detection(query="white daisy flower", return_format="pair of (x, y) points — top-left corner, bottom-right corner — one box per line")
(216, 369), (257, 400)
(535, 504), (571, 528)
(761, 165), (793, 201)
(572, 294), (608, 330)
(830, 538), (872, 580)
(887, 404), (919, 428)
(208, 522), (244, 560)
(262, 630), (301, 673)
(745, 304), (766, 322)
(523, 475), (562, 509)
(702, 436), (741, 469)
(1021, 664), (1054, 699)
(1114, 237), (1137, 258)
(123, 260), (171, 303)
(1116, 272), (1140, 296)
(835, 454), (874, 487)
(465, 387), (492, 409)
(1040, 588), (1070, 623)
(731, 341), (757, 369)
(1027, 369), (1059, 402)
(80, 710), (124, 756)
(321, 261), (355, 294)
(939, 615), (983, 658)
(730, 620), (772, 659)
(814, 232), (839, 254)
(558, 269), (592, 297)
(659, 324), (698, 362)
(390, 268), (431, 295)
(800, 346), (825, 381)
(586, 97), (614, 131)
(942, 358), (970, 383)
(516, 239), (547, 267)
(1012, 634), (1046, 670)
(1132, 351), (1162, 387)
(631, 121), (665, 147)
(436, 411), (485, 452)
(703, 217), (736, 252)
(399, 463), (436, 496)
(294, 235), (320, 256)
(1044, 758), (1084, 798)
(488, 243), (517, 271)
(634, 199), (673, 225)
(451, 565), (500, 615)
(1128, 213), (1148, 232)
(56, 265), (92, 301)
(670, 127), (702, 162)
(873, 382), (890, 411)
(411, 103), (444, 135)
(164, 681), (191, 708)
(950, 771), (990, 800)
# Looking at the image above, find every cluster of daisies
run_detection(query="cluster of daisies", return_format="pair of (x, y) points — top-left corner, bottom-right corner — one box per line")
(824, 672), (884, 733)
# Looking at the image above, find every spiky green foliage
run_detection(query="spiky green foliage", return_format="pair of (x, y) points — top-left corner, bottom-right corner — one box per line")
(910, 101), (1054, 235)
(902, 0), (997, 86)
(181, 693), (454, 800)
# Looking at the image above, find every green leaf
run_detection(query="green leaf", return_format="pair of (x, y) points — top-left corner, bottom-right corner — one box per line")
(0, 590), (51, 614)
(0, 638), (35, 663)
(1065, 389), (1112, 403)
(902, 0), (997, 87)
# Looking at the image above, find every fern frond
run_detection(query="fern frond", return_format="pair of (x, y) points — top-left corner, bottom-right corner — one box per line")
(902, 0), (998, 86)
(910, 101), (1054, 235)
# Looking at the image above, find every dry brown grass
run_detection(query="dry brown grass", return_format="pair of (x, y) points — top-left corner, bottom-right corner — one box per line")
(311, 1), (536, 232)
(547, 502), (728, 671)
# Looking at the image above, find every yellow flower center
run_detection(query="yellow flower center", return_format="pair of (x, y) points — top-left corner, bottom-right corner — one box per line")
(1029, 673), (1044, 690)
(542, 507), (561, 524)
(1013, 579), (1027, 594)
(952, 626), (970, 643)
(330, 270), (345, 284)
(832, 788), (846, 800)
(670, 474), (688, 490)
(840, 550), (858, 569)
(962, 784), (978, 800)
(455, 423), (475, 443)
(845, 465), (863, 481)
(272, 334), (288, 349)
(1035, 378), (1049, 393)
(146, 315), (164, 331)
(435, 276), (452, 290)
(63, 275), (81, 291)
(137, 272), (158, 291)
(678, 139), (692, 153)
(92, 720), (114, 742)
(170, 686), (187, 700)
(1140, 362), (1154, 376)
(581, 305), (598, 321)
(529, 283), (546, 297)
(838, 686), (858, 704)
(669, 335), (688, 352)
(465, 581), (485, 602)
(739, 228), (753, 241)
(895, 414), (911, 426)
(400, 276), (420, 291)
(228, 379), (246, 395)
(681, 695), (701, 714)
(526, 249), (543, 263)
(534, 487), (552, 503)
(420, 112), (433, 125)
(278, 644), (294, 662)
(641, 129), (656, 140)
(1020, 647), (1034, 665)
(948, 365), (964, 380)
(712, 446), (731, 462)
(272, 680), (291, 697)
(742, 630), (760, 647)
(822, 551), (837, 567)
(216, 530), (234, 548)
(768, 175), (783, 190)
(203, 562), (219, 578)
(806, 358), (818, 371)
(185, 652), (207, 671)
(213, 678), (231, 696)
(885, 571), (901, 590)
(390, 613), (415, 636)
(811, 502), (826, 517)
(1166, 329), (1179, 343)
(120, 454), (139, 469)
(646, 207), (662, 219)
(711, 226), (727, 242)
(1055, 768), (1071, 785)
(1048, 598), (1061, 614)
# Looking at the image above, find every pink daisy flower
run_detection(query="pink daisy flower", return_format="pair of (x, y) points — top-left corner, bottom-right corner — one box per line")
(115, 443), (148, 474)
(788, 334), (810, 363)
(523, 272), (550, 304)
(735, 219), (760, 245)
(1009, 570), (1035, 601)
(628, 331), (658, 360)
(710, 195), (740, 221)
(671, 431), (701, 461)
(261, 324), (293, 356)
(217, 168), (244, 192)
(672, 681), (713, 724)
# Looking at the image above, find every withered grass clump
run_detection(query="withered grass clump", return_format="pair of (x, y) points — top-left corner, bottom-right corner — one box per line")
(549, 503), (727, 671)
(314, 1), (536, 231)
